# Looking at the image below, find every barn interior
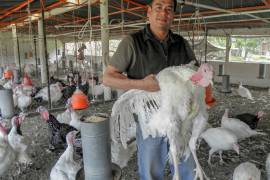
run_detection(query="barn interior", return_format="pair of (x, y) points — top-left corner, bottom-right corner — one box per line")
(0, 0), (270, 180)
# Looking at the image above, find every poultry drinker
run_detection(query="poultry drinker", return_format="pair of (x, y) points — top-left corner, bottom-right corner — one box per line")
(4, 70), (13, 79)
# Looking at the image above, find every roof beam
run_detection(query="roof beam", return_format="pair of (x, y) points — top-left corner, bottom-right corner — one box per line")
(109, 5), (144, 18)
(262, 0), (270, 5)
(123, 0), (147, 10)
(178, 0), (270, 23)
(0, 0), (35, 20)
(176, 4), (270, 18)
(0, 1), (66, 28)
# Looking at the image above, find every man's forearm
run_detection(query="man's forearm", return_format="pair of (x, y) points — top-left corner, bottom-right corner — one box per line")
(103, 72), (145, 91)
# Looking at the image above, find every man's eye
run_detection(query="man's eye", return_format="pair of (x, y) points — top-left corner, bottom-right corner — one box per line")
(166, 7), (173, 12)
(155, 6), (162, 11)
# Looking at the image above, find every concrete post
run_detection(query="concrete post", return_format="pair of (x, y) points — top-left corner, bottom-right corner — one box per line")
(224, 34), (231, 75)
(100, 0), (111, 101)
(11, 25), (20, 68)
(38, 18), (48, 84)
(61, 41), (66, 69)
(0, 32), (4, 66)
(55, 38), (59, 77)
(33, 35), (39, 77)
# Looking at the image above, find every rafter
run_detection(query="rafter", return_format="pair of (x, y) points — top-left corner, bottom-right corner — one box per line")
(0, 0), (35, 20)
(0, 0), (66, 28)
(109, 5), (144, 18)
(262, 0), (270, 5)
(175, 4), (270, 18)
(123, 0), (147, 10)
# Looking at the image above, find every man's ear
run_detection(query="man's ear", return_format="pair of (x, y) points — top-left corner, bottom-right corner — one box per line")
(147, 5), (152, 18)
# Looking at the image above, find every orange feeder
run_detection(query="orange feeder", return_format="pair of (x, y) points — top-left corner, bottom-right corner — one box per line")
(23, 73), (33, 86)
(71, 89), (89, 110)
(205, 84), (216, 108)
(4, 70), (13, 79)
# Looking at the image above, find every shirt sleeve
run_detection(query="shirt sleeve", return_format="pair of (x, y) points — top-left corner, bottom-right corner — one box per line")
(109, 35), (135, 73)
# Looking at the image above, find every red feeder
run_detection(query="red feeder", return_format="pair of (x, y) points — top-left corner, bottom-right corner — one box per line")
(71, 89), (89, 110)
(4, 70), (13, 79)
(23, 73), (33, 86)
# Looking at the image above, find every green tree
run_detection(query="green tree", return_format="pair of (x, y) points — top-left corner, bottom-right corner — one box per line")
(233, 37), (260, 60)
(208, 36), (226, 48)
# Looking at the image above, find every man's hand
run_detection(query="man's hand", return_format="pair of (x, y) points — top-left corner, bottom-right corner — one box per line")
(142, 74), (160, 92)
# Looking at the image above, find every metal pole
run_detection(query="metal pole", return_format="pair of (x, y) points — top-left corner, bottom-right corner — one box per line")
(204, 28), (208, 63)
(55, 38), (59, 77)
(12, 25), (20, 69)
(224, 34), (231, 75)
(75, 37), (77, 72)
(33, 36), (38, 77)
(41, 0), (51, 109)
(0, 32), (4, 66)
(16, 36), (22, 76)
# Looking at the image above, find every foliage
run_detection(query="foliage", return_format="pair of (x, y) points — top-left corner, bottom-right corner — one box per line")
(208, 36), (226, 48)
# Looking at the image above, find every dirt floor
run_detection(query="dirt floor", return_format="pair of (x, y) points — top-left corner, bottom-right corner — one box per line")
(0, 84), (270, 180)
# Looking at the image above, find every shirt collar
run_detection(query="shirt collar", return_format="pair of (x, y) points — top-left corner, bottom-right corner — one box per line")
(143, 24), (178, 43)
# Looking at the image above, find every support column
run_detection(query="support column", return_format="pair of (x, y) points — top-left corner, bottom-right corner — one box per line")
(38, 18), (48, 84)
(61, 41), (66, 69)
(0, 32), (4, 66)
(33, 35), (38, 77)
(100, 0), (111, 101)
(224, 34), (231, 75)
(55, 38), (59, 77)
(12, 25), (21, 73)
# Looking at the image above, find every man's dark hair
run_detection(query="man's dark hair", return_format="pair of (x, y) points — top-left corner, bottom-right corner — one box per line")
(149, 0), (177, 12)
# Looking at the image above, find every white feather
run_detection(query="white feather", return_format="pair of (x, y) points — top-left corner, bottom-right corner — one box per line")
(237, 82), (253, 100)
(221, 109), (267, 140)
(111, 64), (213, 180)
(233, 162), (260, 180)
(50, 131), (81, 180)
(266, 153), (270, 180)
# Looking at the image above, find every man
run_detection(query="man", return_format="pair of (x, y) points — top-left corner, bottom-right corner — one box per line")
(103, 0), (197, 179)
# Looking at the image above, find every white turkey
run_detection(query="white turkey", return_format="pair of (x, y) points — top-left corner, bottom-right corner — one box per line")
(8, 113), (32, 164)
(266, 153), (270, 180)
(69, 105), (82, 131)
(57, 99), (72, 125)
(111, 63), (213, 180)
(3, 79), (14, 90)
(233, 162), (261, 180)
(13, 86), (32, 112)
(50, 131), (81, 180)
(89, 83), (104, 99)
(0, 122), (16, 175)
(34, 82), (63, 103)
(237, 82), (253, 100)
(221, 109), (266, 140)
(111, 140), (137, 169)
(200, 127), (239, 165)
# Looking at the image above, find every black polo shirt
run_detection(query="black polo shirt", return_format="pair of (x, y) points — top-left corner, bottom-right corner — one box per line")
(109, 24), (196, 79)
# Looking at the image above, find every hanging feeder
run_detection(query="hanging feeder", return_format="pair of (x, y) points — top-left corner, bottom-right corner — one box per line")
(71, 88), (89, 110)
(4, 70), (13, 79)
(23, 73), (33, 86)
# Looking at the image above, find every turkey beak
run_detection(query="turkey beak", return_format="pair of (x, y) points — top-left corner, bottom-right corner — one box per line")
(210, 80), (213, 86)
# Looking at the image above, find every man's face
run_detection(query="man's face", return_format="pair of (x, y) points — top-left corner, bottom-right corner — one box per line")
(147, 0), (175, 30)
